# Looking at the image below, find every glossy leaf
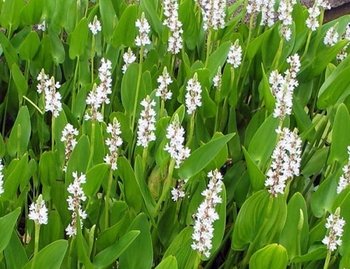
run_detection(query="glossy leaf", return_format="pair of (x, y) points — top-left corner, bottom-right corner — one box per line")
(68, 18), (89, 59)
(22, 240), (68, 269)
(250, 244), (288, 269)
(20, 0), (44, 25)
(99, 0), (116, 43)
(84, 163), (110, 197)
(19, 31), (40, 60)
(112, 4), (137, 47)
(11, 64), (28, 98)
(178, 133), (235, 179)
(8, 105), (31, 153)
(155, 255), (178, 269)
(93, 230), (140, 269)
(0, 208), (21, 253)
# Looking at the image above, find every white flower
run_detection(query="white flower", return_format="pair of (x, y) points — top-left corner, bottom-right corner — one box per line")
(163, 0), (183, 54)
(156, 67), (173, 101)
(260, 0), (276, 27)
(185, 73), (202, 115)
(122, 48), (137, 74)
(137, 96), (157, 148)
(29, 195), (48, 225)
(322, 208), (345, 251)
(277, 0), (295, 41)
(88, 15), (102, 35)
(42, 76), (62, 118)
(61, 123), (79, 171)
(135, 12), (151, 47)
(337, 23), (350, 62)
(164, 117), (190, 168)
(265, 128), (302, 197)
(191, 169), (223, 258)
(270, 53), (300, 120)
(196, 0), (226, 31)
(337, 146), (350, 193)
(104, 118), (123, 170)
(66, 172), (87, 237)
(37, 20), (46, 31)
(227, 40), (242, 68)
(324, 26), (339, 47)
(0, 159), (4, 196)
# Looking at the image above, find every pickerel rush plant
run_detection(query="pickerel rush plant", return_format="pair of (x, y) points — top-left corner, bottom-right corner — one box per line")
(1, 0), (350, 268)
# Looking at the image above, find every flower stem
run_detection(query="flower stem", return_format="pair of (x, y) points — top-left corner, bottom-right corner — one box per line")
(323, 250), (331, 269)
(87, 120), (96, 169)
(31, 222), (40, 269)
(104, 169), (113, 229)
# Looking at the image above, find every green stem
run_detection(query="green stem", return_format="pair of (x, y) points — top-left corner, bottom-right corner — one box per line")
(23, 96), (44, 114)
(87, 121), (96, 169)
(204, 29), (213, 68)
(271, 38), (284, 70)
(52, 116), (56, 152)
(91, 35), (95, 84)
(131, 47), (145, 131)
(31, 222), (40, 269)
(153, 159), (175, 216)
(186, 113), (195, 148)
(323, 250), (331, 269)
(301, 31), (312, 60)
(104, 169), (113, 229)
(72, 57), (80, 110)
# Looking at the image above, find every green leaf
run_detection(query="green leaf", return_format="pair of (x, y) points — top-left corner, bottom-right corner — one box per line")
(7, 106), (31, 157)
(242, 147), (266, 191)
(279, 193), (309, 259)
(121, 63), (139, 116)
(178, 133), (235, 179)
(0, 0), (24, 32)
(39, 151), (58, 187)
(140, 0), (163, 37)
(66, 135), (90, 178)
(292, 247), (326, 263)
(232, 190), (287, 251)
(20, 0), (44, 25)
(155, 256), (178, 269)
(99, 0), (116, 43)
(206, 41), (231, 79)
(2, 154), (28, 200)
(248, 115), (279, 168)
(247, 28), (273, 60)
(117, 157), (143, 212)
(93, 230), (140, 269)
(301, 147), (328, 178)
(112, 4), (137, 47)
(317, 54), (350, 109)
(4, 230), (28, 269)
(250, 244), (288, 269)
(84, 163), (109, 197)
(163, 227), (197, 269)
(0, 208), (21, 253)
(22, 240), (68, 269)
(11, 64), (28, 99)
(179, 0), (199, 50)
(119, 213), (153, 269)
(49, 31), (65, 64)
(19, 31), (40, 60)
(68, 18), (89, 59)
(0, 31), (19, 67)
(328, 104), (350, 165)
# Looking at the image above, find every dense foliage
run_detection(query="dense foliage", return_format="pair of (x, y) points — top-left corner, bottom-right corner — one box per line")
(1, 0), (350, 268)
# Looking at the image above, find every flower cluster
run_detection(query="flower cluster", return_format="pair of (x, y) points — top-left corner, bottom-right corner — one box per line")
(0, 159), (4, 196)
(37, 69), (62, 117)
(66, 172), (87, 237)
(324, 25), (339, 47)
(265, 127), (302, 197)
(156, 67), (173, 101)
(247, 0), (275, 27)
(269, 53), (300, 120)
(197, 0), (226, 31)
(28, 195), (48, 225)
(164, 117), (190, 168)
(322, 208), (346, 251)
(88, 15), (102, 35)
(171, 178), (188, 201)
(306, 0), (331, 31)
(337, 23), (350, 62)
(85, 58), (112, 122)
(137, 96), (157, 148)
(122, 48), (137, 74)
(337, 146), (350, 194)
(61, 123), (79, 171)
(185, 73), (202, 115)
(37, 20), (46, 32)
(213, 67), (222, 88)
(191, 169), (223, 258)
(163, 0), (183, 54)
(104, 118), (123, 170)
(227, 40), (242, 68)
(277, 0), (296, 41)
(135, 12), (151, 47)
